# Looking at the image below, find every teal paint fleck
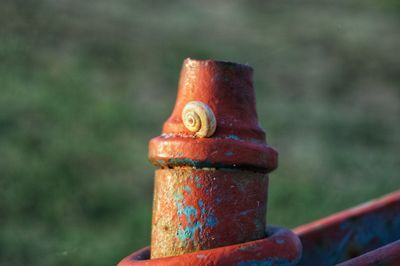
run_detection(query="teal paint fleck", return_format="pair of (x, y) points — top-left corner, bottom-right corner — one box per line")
(175, 192), (203, 243)
(194, 176), (202, 188)
(198, 199), (218, 228)
(169, 158), (198, 166)
(174, 187), (223, 244)
(184, 206), (197, 223)
(176, 202), (184, 216)
(206, 214), (218, 227)
(175, 192), (184, 216)
(183, 186), (192, 193)
(168, 158), (214, 168)
(226, 134), (241, 140)
(198, 200), (206, 215)
(156, 159), (165, 165)
(198, 200), (204, 207)
(174, 192), (184, 201)
(177, 220), (202, 242)
(225, 151), (234, 156)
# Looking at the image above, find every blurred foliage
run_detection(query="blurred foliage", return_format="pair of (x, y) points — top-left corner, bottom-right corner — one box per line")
(1, 0), (400, 265)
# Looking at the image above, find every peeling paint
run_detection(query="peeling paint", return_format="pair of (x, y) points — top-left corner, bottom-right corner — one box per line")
(194, 176), (202, 188)
(184, 206), (197, 223)
(175, 193), (202, 243)
(151, 169), (269, 258)
(198, 200), (206, 215)
(177, 220), (202, 242)
(127, 58), (283, 262)
(183, 186), (192, 193)
(226, 134), (241, 141)
(206, 214), (218, 228)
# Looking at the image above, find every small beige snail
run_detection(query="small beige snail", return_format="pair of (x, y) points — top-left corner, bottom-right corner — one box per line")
(182, 101), (216, 138)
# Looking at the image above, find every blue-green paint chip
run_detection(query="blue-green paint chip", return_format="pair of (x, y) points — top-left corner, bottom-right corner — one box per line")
(206, 215), (218, 227)
(226, 134), (241, 140)
(183, 186), (192, 193)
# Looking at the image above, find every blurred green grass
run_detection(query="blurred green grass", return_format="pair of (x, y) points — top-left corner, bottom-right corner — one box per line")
(1, 1), (400, 265)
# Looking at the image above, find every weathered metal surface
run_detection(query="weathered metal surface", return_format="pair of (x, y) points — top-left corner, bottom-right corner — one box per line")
(117, 57), (400, 265)
(337, 239), (400, 266)
(148, 59), (278, 172)
(117, 226), (302, 266)
(147, 59), (280, 258)
(151, 169), (268, 258)
(118, 58), (302, 265)
(294, 190), (400, 265)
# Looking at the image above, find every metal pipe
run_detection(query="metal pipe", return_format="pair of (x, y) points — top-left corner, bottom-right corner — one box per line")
(118, 58), (302, 266)
(148, 59), (277, 258)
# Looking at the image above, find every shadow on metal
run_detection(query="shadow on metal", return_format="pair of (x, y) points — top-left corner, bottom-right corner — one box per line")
(294, 191), (400, 266)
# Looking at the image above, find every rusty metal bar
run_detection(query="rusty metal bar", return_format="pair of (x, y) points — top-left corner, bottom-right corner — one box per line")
(294, 190), (400, 265)
(337, 239), (400, 266)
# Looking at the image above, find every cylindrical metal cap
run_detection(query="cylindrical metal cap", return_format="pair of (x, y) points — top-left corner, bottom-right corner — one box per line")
(149, 58), (277, 172)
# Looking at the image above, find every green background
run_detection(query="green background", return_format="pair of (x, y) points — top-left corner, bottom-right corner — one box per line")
(1, 1), (400, 265)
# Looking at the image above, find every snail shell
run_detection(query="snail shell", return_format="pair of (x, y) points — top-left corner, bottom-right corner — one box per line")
(182, 101), (216, 138)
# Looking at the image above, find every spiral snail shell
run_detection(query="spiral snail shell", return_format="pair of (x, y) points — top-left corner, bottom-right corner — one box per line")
(182, 101), (216, 138)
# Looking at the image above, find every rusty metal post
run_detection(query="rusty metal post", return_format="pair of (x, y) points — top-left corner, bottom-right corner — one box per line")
(118, 59), (302, 265)
(118, 58), (400, 265)
(149, 59), (277, 258)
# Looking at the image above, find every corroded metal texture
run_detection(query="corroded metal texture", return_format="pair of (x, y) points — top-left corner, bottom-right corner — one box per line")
(117, 57), (399, 264)
(149, 59), (278, 172)
(118, 227), (302, 266)
(117, 59), (304, 265)
(151, 169), (268, 258)
(294, 190), (400, 265)
(147, 59), (279, 258)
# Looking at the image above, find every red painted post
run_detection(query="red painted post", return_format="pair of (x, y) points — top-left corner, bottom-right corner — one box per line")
(149, 59), (277, 258)
(118, 59), (302, 265)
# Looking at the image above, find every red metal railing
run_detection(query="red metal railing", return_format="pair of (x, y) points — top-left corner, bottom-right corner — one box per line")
(295, 191), (400, 265)
(118, 59), (400, 266)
